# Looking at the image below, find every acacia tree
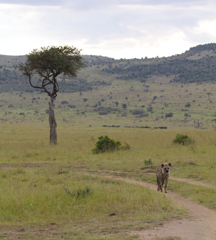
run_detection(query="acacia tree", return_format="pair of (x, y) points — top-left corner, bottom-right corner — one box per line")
(18, 45), (84, 144)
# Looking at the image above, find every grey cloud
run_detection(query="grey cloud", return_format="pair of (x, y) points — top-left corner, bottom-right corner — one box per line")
(64, 0), (213, 11)
(0, 0), (213, 8)
(0, 0), (62, 5)
(0, 0), (215, 58)
(33, 0), (215, 45)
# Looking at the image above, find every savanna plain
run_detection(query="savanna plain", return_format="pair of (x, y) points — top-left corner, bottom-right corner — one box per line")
(1, 44), (216, 239)
(1, 123), (216, 239)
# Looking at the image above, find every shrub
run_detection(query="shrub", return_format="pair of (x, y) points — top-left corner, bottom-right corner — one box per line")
(144, 158), (153, 166)
(121, 142), (131, 150)
(131, 109), (144, 115)
(92, 136), (121, 154)
(68, 104), (76, 108)
(165, 113), (173, 118)
(61, 101), (69, 104)
(64, 186), (92, 199)
(99, 110), (108, 115)
(92, 136), (130, 154)
(147, 106), (153, 112)
(122, 103), (127, 109)
(185, 102), (191, 107)
(173, 134), (194, 145)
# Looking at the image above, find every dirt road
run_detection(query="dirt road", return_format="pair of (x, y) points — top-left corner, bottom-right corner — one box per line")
(146, 172), (216, 190)
(103, 175), (216, 240)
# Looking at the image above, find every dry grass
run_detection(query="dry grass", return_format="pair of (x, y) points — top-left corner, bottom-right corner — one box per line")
(1, 79), (216, 129)
(1, 124), (216, 180)
(0, 123), (191, 239)
(0, 169), (184, 225)
(0, 123), (216, 238)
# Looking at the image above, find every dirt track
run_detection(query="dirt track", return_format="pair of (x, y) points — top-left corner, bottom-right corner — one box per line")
(1, 163), (216, 239)
(103, 175), (216, 240)
(146, 172), (216, 190)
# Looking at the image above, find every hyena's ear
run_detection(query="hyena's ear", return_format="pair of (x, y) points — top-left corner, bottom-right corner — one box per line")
(161, 164), (164, 168)
(168, 163), (172, 167)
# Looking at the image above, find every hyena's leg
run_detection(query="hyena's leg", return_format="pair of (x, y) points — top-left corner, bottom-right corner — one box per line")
(164, 178), (168, 193)
(157, 178), (162, 191)
(157, 178), (160, 191)
(161, 180), (164, 192)
(157, 179), (163, 192)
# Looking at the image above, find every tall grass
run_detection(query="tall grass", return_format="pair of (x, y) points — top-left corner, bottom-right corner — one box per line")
(0, 168), (185, 225)
(2, 123), (216, 238)
(1, 124), (216, 182)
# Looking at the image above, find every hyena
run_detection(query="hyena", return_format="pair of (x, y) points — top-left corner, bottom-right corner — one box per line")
(156, 163), (172, 193)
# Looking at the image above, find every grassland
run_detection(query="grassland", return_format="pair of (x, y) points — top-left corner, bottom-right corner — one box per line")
(1, 77), (216, 130)
(0, 124), (194, 239)
(1, 44), (216, 239)
(1, 123), (216, 238)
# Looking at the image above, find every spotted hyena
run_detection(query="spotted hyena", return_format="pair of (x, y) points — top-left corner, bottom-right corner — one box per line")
(156, 163), (172, 193)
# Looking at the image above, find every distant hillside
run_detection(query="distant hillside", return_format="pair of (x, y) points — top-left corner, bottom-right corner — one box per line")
(103, 43), (216, 83)
(2, 43), (216, 129)
(0, 43), (216, 93)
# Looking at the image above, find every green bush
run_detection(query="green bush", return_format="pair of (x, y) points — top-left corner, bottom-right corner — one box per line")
(64, 186), (92, 199)
(173, 134), (194, 145)
(121, 142), (131, 151)
(92, 136), (121, 154)
(144, 158), (153, 166)
(92, 136), (130, 154)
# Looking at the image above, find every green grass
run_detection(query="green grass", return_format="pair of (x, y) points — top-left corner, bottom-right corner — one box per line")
(0, 123), (191, 238)
(1, 124), (216, 238)
(1, 78), (216, 129)
(0, 169), (184, 225)
(1, 124), (216, 182)
(0, 166), (186, 239)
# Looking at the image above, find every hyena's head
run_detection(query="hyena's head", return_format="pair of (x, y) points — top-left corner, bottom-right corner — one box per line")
(161, 163), (172, 174)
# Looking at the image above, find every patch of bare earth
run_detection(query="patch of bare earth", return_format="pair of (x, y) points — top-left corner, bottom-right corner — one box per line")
(0, 224), (59, 240)
(102, 175), (216, 240)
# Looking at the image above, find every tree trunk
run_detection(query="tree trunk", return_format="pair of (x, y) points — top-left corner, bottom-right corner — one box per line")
(49, 97), (57, 144)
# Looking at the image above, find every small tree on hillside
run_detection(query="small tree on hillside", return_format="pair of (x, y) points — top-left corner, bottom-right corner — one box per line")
(18, 45), (84, 144)
(122, 103), (127, 109)
(207, 92), (212, 101)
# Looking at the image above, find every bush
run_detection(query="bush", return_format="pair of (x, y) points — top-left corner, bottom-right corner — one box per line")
(147, 106), (153, 112)
(61, 101), (69, 104)
(92, 136), (121, 154)
(131, 109), (144, 115)
(144, 158), (153, 166)
(121, 142), (131, 150)
(92, 136), (130, 154)
(122, 103), (127, 109)
(165, 113), (173, 118)
(68, 104), (76, 108)
(64, 186), (91, 199)
(173, 134), (194, 145)
(185, 102), (191, 107)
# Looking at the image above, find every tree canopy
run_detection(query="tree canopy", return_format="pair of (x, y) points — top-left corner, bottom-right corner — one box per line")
(18, 45), (84, 98)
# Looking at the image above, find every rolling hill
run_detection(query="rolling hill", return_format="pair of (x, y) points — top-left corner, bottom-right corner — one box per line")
(0, 43), (216, 129)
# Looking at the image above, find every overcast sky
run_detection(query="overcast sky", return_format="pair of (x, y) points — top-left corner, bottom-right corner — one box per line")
(0, 0), (216, 59)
